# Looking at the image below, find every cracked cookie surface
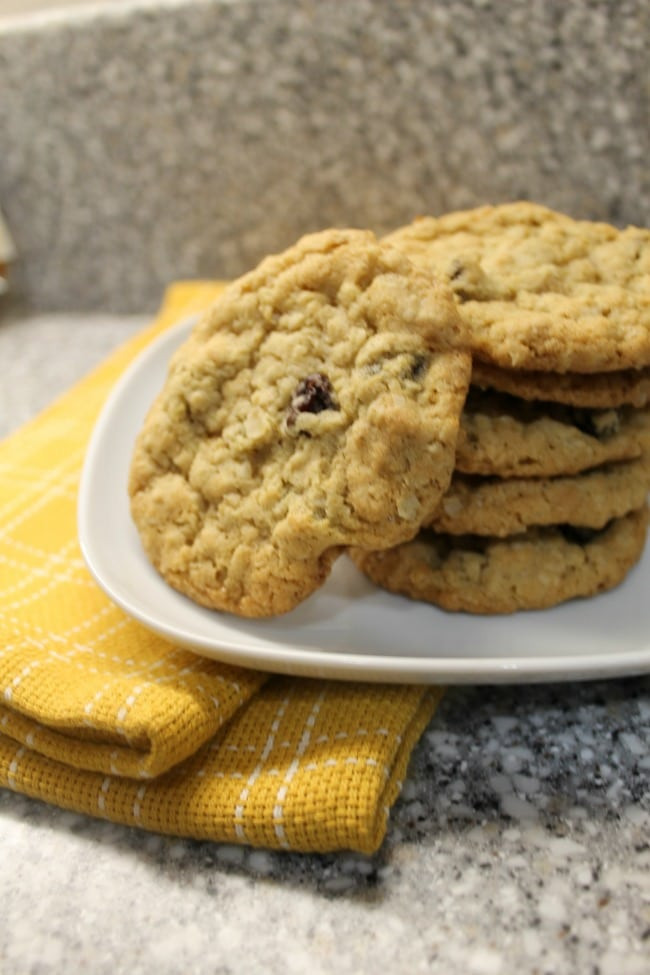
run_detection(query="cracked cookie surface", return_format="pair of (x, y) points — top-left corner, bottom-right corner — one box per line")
(385, 202), (650, 373)
(456, 388), (650, 478)
(129, 228), (471, 617)
(350, 506), (649, 614)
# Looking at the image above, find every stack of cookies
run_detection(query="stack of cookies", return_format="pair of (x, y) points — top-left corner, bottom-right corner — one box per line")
(129, 205), (650, 618)
(351, 202), (650, 613)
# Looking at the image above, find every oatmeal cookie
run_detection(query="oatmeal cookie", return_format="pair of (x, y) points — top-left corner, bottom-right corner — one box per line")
(385, 202), (650, 373)
(456, 388), (650, 478)
(430, 452), (650, 536)
(471, 360), (650, 409)
(129, 228), (471, 617)
(350, 506), (649, 614)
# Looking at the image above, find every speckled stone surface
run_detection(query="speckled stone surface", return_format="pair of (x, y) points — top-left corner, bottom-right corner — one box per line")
(0, 312), (149, 436)
(1, 314), (649, 973)
(1, 0), (649, 312)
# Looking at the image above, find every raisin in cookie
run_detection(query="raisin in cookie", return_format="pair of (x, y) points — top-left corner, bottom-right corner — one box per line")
(430, 452), (650, 536)
(129, 228), (471, 617)
(350, 506), (648, 614)
(456, 388), (650, 478)
(385, 202), (650, 373)
(472, 360), (650, 409)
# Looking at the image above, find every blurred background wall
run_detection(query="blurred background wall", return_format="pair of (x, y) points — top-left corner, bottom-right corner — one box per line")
(1, 0), (648, 312)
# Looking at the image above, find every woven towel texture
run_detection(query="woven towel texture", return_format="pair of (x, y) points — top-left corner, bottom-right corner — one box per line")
(0, 282), (442, 853)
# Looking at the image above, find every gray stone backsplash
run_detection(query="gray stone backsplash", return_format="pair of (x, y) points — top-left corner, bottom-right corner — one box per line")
(1, 0), (649, 312)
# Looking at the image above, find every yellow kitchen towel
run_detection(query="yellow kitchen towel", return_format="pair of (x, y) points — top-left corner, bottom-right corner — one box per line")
(0, 281), (443, 854)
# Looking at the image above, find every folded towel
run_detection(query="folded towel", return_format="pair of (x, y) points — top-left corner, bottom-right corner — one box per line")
(0, 282), (443, 854)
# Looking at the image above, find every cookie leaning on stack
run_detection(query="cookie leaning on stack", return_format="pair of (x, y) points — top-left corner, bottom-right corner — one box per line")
(351, 203), (650, 613)
(129, 228), (472, 617)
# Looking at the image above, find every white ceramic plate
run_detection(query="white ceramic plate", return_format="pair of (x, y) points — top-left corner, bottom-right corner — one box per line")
(78, 316), (650, 684)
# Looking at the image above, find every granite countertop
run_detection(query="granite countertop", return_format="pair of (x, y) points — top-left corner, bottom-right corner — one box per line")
(1, 311), (649, 975)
